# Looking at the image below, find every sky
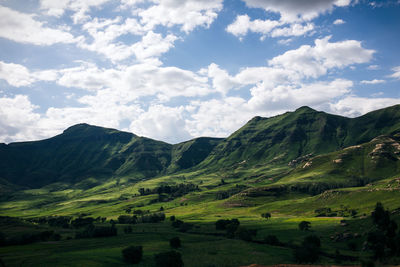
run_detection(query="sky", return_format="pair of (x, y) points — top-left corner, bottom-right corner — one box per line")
(0, 0), (400, 144)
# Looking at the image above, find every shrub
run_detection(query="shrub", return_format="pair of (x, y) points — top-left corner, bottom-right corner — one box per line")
(261, 213), (271, 219)
(298, 221), (311, 231)
(154, 251), (183, 267)
(118, 215), (136, 224)
(170, 237), (181, 248)
(122, 245), (143, 264)
(170, 215), (176, 221)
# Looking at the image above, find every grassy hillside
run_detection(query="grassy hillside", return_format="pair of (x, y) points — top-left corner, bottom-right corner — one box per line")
(1, 105), (400, 266)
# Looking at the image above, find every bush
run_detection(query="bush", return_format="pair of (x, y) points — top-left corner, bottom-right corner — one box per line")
(118, 215), (136, 224)
(215, 218), (240, 230)
(170, 215), (176, 221)
(298, 221), (311, 231)
(154, 251), (183, 267)
(170, 237), (181, 248)
(122, 245), (143, 264)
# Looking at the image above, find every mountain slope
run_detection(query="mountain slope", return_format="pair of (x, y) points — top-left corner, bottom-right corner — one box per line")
(1, 104), (400, 189)
(199, 105), (400, 169)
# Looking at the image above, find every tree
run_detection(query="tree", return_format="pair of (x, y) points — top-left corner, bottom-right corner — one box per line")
(170, 237), (181, 249)
(371, 202), (390, 229)
(261, 212), (271, 219)
(122, 245), (143, 264)
(154, 251), (183, 267)
(298, 221), (311, 231)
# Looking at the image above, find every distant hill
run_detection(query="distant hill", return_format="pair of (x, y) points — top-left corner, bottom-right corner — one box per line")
(1, 105), (400, 188)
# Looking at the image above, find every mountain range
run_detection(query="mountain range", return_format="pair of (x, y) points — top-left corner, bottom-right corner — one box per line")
(1, 104), (400, 189)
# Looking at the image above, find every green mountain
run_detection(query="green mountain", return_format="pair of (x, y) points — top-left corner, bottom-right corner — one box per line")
(0, 124), (222, 188)
(199, 105), (400, 169)
(1, 105), (400, 189)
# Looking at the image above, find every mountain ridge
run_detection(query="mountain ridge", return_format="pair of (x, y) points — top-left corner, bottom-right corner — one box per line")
(1, 104), (400, 188)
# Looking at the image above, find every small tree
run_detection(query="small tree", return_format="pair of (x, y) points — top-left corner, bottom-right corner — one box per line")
(170, 237), (181, 249)
(261, 212), (271, 219)
(122, 245), (143, 264)
(154, 251), (183, 267)
(298, 221), (311, 231)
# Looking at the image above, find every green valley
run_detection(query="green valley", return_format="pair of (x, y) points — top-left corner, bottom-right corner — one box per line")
(1, 105), (400, 266)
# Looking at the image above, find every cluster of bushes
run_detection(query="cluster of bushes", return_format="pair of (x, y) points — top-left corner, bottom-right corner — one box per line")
(215, 185), (247, 200)
(75, 224), (117, 239)
(117, 213), (166, 224)
(138, 183), (199, 197)
(171, 218), (193, 232)
(121, 238), (183, 266)
(365, 202), (400, 261)
(215, 218), (257, 241)
(315, 207), (357, 217)
(0, 230), (61, 246)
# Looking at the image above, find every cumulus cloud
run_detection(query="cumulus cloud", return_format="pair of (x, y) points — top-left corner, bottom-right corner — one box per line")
(129, 105), (191, 143)
(330, 96), (400, 117)
(269, 36), (375, 78)
(390, 66), (400, 79)
(242, 0), (351, 22)
(0, 95), (43, 143)
(0, 6), (77, 45)
(226, 15), (282, 38)
(40, 0), (112, 23)
(138, 0), (223, 33)
(227, 0), (351, 40)
(333, 19), (346, 25)
(0, 61), (58, 87)
(270, 23), (314, 37)
(360, 79), (386, 84)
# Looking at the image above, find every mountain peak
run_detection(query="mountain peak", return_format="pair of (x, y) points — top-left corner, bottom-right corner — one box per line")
(295, 106), (316, 113)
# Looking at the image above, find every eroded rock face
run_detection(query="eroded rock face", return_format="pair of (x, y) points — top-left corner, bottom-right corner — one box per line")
(368, 136), (400, 161)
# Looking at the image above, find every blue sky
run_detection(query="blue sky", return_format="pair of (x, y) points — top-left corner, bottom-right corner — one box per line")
(0, 0), (400, 144)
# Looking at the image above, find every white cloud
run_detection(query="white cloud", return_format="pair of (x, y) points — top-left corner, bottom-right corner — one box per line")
(390, 66), (400, 79)
(138, 0), (223, 33)
(329, 96), (400, 117)
(367, 64), (380, 70)
(226, 15), (282, 38)
(0, 6), (77, 45)
(333, 19), (345, 25)
(242, 0), (351, 22)
(360, 79), (386, 84)
(187, 97), (250, 138)
(0, 95), (43, 143)
(129, 105), (191, 143)
(269, 36), (375, 78)
(271, 23), (314, 37)
(0, 62), (36, 87)
(40, 0), (112, 23)
(247, 79), (353, 111)
(0, 61), (58, 87)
